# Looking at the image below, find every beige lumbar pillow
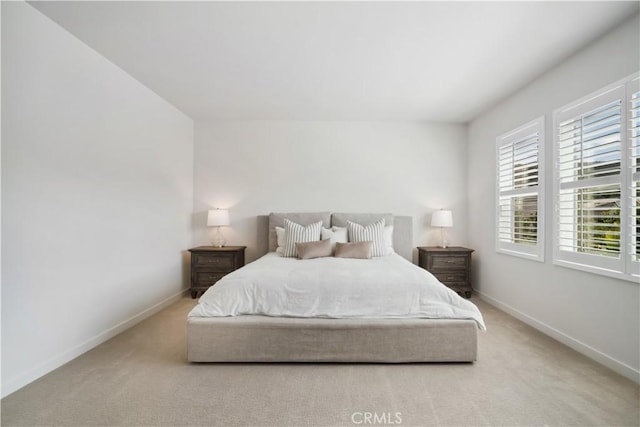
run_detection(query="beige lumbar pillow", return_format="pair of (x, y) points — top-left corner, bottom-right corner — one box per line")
(296, 239), (333, 260)
(334, 241), (372, 259)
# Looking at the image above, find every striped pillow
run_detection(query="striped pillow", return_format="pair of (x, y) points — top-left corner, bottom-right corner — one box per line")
(282, 219), (322, 258)
(347, 219), (386, 257)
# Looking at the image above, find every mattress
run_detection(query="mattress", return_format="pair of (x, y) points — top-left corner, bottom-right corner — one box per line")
(188, 253), (485, 330)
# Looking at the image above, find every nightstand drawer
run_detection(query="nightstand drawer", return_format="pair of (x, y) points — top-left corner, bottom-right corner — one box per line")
(431, 255), (467, 269)
(194, 272), (226, 286)
(433, 272), (467, 283)
(192, 253), (235, 270)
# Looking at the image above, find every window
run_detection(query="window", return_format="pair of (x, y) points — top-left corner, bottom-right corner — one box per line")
(496, 117), (545, 261)
(553, 73), (639, 280)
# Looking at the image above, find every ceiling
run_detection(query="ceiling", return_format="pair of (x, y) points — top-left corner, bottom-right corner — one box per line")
(29, 1), (639, 123)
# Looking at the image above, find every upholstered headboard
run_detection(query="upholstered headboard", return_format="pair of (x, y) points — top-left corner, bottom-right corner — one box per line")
(256, 212), (413, 261)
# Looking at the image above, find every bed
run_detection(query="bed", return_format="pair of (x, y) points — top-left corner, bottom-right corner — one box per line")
(187, 212), (485, 363)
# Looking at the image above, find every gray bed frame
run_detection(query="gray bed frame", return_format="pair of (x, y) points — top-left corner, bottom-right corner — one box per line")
(187, 212), (478, 363)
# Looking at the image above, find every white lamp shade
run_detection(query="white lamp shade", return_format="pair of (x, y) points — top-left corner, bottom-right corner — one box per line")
(207, 209), (230, 227)
(431, 210), (453, 228)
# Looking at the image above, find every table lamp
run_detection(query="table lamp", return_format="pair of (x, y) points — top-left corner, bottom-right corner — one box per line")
(207, 209), (230, 247)
(431, 209), (453, 248)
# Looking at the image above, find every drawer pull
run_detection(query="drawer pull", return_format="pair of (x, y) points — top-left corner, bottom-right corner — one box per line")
(447, 276), (454, 280)
(446, 260), (454, 263)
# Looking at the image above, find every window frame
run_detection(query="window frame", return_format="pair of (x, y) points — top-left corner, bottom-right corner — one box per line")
(552, 73), (640, 282)
(626, 76), (640, 277)
(495, 116), (545, 262)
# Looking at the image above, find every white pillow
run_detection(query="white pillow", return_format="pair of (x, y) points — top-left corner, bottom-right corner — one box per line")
(275, 226), (285, 254)
(282, 219), (323, 258)
(384, 225), (395, 255)
(321, 226), (348, 252)
(347, 219), (386, 257)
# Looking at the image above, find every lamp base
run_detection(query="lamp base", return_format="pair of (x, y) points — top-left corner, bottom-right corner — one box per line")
(211, 227), (226, 248)
(439, 228), (449, 248)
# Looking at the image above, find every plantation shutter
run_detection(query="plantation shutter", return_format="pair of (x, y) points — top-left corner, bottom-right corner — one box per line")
(496, 118), (544, 260)
(628, 78), (640, 274)
(555, 85), (624, 272)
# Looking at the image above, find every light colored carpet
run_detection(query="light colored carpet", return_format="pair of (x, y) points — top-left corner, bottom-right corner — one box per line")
(1, 297), (638, 427)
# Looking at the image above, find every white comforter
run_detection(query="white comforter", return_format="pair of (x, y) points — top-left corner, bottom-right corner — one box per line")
(188, 253), (486, 330)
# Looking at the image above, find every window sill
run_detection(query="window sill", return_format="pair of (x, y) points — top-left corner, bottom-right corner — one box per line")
(496, 248), (544, 263)
(553, 259), (640, 284)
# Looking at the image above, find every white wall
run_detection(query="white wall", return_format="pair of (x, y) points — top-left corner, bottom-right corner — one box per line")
(193, 121), (468, 262)
(467, 14), (640, 382)
(1, 2), (194, 397)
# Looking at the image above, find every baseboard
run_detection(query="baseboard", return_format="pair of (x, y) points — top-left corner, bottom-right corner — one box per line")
(476, 290), (640, 384)
(1, 289), (188, 398)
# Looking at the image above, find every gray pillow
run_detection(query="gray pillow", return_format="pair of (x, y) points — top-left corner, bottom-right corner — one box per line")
(334, 241), (372, 259)
(295, 239), (332, 260)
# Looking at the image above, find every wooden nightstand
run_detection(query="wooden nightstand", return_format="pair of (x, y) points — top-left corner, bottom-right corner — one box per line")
(417, 246), (474, 298)
(188, 246), (246, 298)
